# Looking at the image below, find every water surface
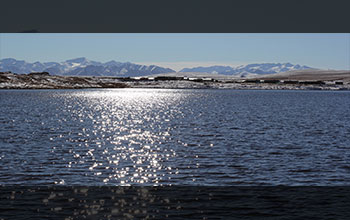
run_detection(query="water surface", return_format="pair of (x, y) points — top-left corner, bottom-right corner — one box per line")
(1, 89), (350, 185)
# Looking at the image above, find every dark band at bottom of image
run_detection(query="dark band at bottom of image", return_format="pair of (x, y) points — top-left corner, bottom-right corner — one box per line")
(1, 186), (350, 219)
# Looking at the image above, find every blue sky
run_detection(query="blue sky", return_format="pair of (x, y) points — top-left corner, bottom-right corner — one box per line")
(0, 33), (349, 71)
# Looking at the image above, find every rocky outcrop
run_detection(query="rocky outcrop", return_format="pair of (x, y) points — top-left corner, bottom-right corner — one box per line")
(0, 72), (129, 89)
(1, 71), (349, 90)
(28, 72), (50, 76)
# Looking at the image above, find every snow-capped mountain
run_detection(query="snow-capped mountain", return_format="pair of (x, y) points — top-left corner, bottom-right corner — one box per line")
(0, 58), (49, 74)
(64, 63), (175, 77)
(1, 58), (314, 77)
(181, 66), (234, 74)
(180, 63), (313, 77)
(0, 58), (175, 77)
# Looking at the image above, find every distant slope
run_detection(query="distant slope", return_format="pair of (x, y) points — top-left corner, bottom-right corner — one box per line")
(180, 63), (313, 76)
(253, 69), (350, 81)
(145, 72), (245, 80)
(0, 58), (175, 77)
(2, 58), (333, 79)
(145, 69), (350, 82)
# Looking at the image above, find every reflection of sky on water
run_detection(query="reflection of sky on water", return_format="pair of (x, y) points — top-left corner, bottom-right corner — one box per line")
(2, 89), (350, 186)
(55, 89), (187, 185)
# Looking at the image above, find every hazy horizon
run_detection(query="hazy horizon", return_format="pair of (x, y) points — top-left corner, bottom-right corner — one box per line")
(0, 56), (325, 72)
(1, 33), (349, 71)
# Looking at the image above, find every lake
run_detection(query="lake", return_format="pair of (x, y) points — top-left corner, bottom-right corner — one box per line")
(1, 89), (350, 186)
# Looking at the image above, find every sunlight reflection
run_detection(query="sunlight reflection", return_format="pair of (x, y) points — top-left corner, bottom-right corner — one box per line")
(61, 89), (186, 185)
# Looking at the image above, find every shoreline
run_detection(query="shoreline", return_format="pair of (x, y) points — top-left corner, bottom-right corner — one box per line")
(1, 72), (350, 91)
(1, 83), (349, 91)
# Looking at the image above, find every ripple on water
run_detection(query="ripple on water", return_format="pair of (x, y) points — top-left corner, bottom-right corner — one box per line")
(0, 89), (350, 185)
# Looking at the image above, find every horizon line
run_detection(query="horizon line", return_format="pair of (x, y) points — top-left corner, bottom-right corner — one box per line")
(0, 57), (326, 72)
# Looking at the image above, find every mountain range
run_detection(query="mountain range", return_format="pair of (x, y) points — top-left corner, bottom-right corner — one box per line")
(0, 58), (175, 77)
(180, 63), (313, 77)
(0, 58), (314, 77)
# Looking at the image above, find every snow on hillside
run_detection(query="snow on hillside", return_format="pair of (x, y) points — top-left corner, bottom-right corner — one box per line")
(179, 63), (313, 76)
(0, 58), (175, 77)
(1, 58), (317, 78)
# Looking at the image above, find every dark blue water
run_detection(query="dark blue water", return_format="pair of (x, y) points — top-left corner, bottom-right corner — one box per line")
(1, 89), (350, 186)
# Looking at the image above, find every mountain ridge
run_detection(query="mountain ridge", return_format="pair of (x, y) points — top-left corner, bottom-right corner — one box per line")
(180, 62), (314, 77)
(0, 57), (176, 77)
(1, 58), (315, 77)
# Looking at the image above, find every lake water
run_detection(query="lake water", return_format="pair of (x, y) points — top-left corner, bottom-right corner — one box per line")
(1, 89), (350, 186)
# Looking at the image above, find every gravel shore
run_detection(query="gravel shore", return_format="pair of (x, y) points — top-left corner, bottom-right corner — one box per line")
(1, 71), (350, 90)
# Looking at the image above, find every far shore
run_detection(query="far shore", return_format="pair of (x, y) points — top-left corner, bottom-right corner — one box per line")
(1, 71), (350, 91)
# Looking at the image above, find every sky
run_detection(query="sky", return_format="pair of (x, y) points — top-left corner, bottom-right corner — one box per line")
(0, 33), (349, 71)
